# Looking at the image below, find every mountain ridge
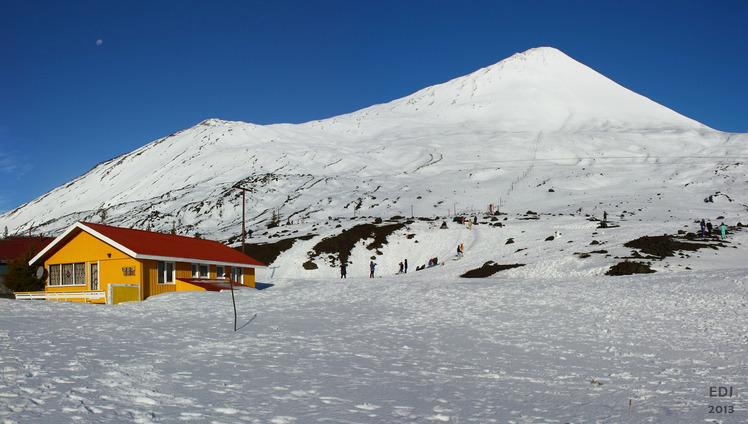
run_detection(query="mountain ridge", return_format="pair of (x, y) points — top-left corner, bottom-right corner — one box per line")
(1, 47), (745, 243)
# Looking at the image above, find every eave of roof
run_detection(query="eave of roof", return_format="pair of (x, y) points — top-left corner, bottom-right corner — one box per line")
(177, 278), (251, 292)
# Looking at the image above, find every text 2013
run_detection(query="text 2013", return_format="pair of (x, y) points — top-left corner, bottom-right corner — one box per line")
(707, 405), (734, 414)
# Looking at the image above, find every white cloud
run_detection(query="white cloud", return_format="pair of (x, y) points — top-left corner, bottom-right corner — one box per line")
(0, 150), (31, 175)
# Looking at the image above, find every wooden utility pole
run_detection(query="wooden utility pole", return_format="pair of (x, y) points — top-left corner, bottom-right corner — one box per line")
(231, 184), (253, 331)
(233, 185), (253, 253)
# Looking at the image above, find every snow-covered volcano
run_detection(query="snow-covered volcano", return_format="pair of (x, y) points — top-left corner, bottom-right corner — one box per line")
(1, 47), (746, 242)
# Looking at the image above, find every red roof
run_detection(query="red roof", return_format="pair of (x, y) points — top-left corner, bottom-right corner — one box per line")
(31, 222), (265, 267)
(178, 278), (250, 291)
(0, 236), (54, 261)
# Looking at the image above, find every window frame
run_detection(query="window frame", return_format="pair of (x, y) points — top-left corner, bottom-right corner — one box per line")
(191, 263), (209, 278)
(47, 262), (87, 286)
(157, 261), (176, 285)
(231, 266), (243, 284)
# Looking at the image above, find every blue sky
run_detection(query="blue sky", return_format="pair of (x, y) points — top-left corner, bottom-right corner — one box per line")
(1, 0), (747, 214)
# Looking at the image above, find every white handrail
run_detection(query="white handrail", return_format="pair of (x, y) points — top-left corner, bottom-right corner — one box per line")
(14, 291), (107, 302)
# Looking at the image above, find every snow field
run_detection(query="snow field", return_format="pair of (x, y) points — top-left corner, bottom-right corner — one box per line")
(2, 264), (747, 423)
(3, 210), (748, 423)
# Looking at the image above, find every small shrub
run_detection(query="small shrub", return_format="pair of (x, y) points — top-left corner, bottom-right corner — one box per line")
(302, 260), (318, 270)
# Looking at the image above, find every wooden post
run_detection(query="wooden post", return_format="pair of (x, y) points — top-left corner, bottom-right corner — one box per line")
(232, 184), (253, 331)
(230, 278), (237, 332)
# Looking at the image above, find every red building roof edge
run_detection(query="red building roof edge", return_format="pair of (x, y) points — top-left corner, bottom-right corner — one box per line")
(33, 222), (265, 267)
(0, 236), (55, 261)
(177, 278), (250, 291)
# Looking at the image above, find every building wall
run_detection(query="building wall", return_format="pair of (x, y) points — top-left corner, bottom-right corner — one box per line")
(243, 267), (256, 288)
(141, 260), (158, 299)
(45, 231), (142, 301)
(143, 260), (197, 299)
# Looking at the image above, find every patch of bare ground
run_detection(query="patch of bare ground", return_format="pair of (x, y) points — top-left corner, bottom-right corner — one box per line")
(237, 234), (315, 266)
(309, 220), (408, 267)
(460, 261), (525, 278)
(605, 260), (655, 276)
(607, 226), (742, 275)
(623, 234), (723, 258)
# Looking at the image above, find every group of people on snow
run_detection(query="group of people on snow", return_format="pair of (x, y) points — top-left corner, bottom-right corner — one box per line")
(340, 258), (407, 278)
(699, 218), (728, 239)
(397, 259), (408, 274)
(339, 216), (476, 278)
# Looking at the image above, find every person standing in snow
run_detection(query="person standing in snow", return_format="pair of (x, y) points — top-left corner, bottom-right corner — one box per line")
(370, 261), (376, 278)
(719, 222), (727, 239)
(457, 244), (463, 259)
(404, 259), (408, 273)
(340, 262), (347, 278)
(707, 219), (713, 236)
(700, 218), (706, 236)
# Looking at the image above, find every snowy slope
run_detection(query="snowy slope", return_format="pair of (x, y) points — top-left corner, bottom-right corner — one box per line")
(1, 47), (745, 244)
(2, 223), (747, 423)
(4, 186), (748, 423)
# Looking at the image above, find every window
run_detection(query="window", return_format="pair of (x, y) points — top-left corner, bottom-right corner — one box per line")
(166, 262), (174, 283)
(47, 263), (86, 286)
(49, 264), (60, 286)
(157, 261), (175, 284)
(90, 263), (99, 290)
(62, 263), (74, 285)
(216, 266), (225, 279)
(231, 266), (243, 283)
(192, 263), (208, 278)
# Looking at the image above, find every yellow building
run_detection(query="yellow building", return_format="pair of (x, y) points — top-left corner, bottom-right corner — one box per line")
(25, 222), (266, 304)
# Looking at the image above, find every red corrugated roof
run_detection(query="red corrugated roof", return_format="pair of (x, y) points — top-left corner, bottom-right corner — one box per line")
(81, 222), (265, 266)
(0, 237), (54, 260)
(33, 222), (265, 267)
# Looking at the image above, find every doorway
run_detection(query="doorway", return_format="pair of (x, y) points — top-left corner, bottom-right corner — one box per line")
(90, 263), (99, 290)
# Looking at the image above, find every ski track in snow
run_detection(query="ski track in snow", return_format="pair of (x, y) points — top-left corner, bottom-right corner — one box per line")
(2, 263), (747, 423)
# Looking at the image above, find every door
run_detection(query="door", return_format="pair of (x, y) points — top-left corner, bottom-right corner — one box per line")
(90, 263), (99, 290)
